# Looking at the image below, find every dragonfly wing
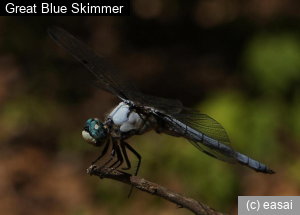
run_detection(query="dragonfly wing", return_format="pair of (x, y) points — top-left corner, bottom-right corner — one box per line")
(48, 26), (140, 101)
(49, 26), (183, 114)
(138, 93), (183, 114)
(169, 109), (237, 163)
(90, 79), (183, 114)
(187, 139), (237, 163)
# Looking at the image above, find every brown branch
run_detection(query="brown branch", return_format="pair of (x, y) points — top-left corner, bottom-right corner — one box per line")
(87, 165), (227, 215)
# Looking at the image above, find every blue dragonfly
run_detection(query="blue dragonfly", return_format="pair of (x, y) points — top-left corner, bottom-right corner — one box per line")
(48, 26), (275, 177)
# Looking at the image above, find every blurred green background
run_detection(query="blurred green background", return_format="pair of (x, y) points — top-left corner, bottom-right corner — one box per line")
(1, 1), (300, 214)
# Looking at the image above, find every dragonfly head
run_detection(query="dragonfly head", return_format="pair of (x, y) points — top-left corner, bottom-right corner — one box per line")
(82, 118), (108, 147)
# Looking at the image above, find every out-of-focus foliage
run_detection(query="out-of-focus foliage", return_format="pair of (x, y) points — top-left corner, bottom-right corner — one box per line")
(244, 33), (300, 93)
(1, 1), (300, 214)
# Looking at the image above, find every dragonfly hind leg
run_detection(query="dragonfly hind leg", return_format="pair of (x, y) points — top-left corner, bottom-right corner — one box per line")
(120, 140), (131, 170)
(121, 141), (141, 176)
(120, 141), (142, 198)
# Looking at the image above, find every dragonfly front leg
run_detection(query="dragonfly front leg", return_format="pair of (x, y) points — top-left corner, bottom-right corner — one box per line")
(100, 139), (125, 177)
(92, 138), (111, 165)
(97, 139), (117, 172)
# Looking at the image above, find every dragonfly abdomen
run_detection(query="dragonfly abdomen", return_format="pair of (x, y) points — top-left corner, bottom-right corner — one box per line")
(189, 131), (275, 174)
(234, 152), (275, 174)
(201, 134), (235, 158)
(200, 134), (275, 174)
(160, 117), (237, 159)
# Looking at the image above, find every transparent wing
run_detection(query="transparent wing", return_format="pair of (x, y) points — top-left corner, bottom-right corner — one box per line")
(133, 92), (182, 114)
(48, 26), (138, 101)
(89, 80), (182, 114)
(169, 109), (237, 163)
(48, 26), (183, 114)
(173, 110), (231, 145)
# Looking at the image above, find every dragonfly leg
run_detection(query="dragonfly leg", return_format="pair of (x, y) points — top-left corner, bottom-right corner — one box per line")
(108, 140), (124, 170)
(98, 139), (117, 171)
(120, 140), (131, 170)
(103, 140), (125, 176)
(92, 138), (111, 165)
(122, 141), (141, 176)
(121, 141), (142, 197)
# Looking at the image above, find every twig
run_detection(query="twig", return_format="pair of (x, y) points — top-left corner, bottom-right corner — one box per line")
(87, 165), (227, 215)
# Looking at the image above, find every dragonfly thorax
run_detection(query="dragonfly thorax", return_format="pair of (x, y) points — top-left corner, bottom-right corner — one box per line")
(105, 102), (155, 139)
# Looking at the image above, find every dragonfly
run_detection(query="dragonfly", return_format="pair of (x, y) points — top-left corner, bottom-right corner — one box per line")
(48, 26), (275, 178)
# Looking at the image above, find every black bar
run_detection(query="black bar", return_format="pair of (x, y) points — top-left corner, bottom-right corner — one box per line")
(1, 1), (130, 16)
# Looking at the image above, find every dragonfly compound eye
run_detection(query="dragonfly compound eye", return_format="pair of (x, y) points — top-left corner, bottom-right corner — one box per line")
(82, 118), (108, 147)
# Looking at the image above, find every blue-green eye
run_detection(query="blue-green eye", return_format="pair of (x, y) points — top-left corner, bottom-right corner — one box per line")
(82, 118), (108, 147)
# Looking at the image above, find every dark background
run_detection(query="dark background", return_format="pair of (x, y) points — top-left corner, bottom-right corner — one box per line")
(1, 0), (300, 214)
